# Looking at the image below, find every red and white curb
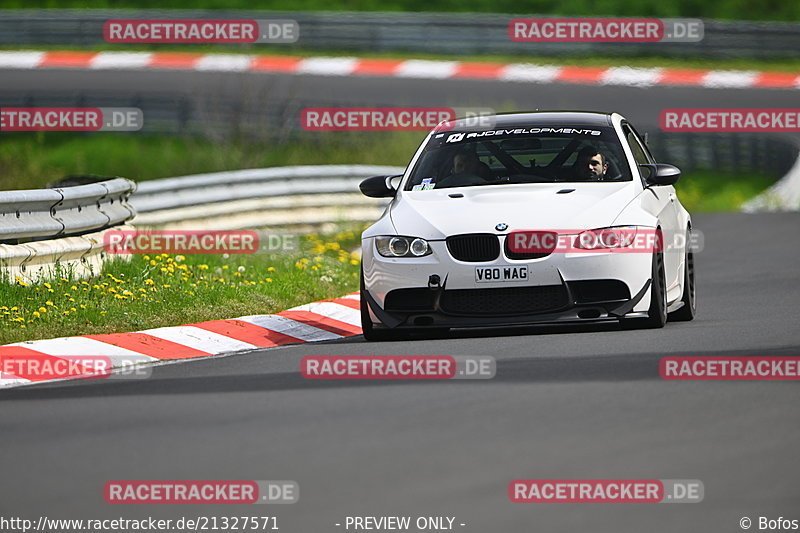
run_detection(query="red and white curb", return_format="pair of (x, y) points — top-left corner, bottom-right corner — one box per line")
(0, 50), (798, 89)
(0, 292), (362, 389)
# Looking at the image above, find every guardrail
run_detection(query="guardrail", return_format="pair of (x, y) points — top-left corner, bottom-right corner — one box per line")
(1, 178), (137, 282)
(131, 165), (401, 230)
(743, 139), (800, 212)
(0, 178), (137, 244)
(0, 10), (799, 59)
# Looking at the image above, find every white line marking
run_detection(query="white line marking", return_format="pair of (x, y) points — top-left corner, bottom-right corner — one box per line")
(8, 337), (152, 357)
(395, 60), (459, 79)
(0, 51), (45, 69)
(236, 314), (342, 341)
(195, 54), (253, 72)
(499, 64), (561, 83)
(296, 57), (358, 76)
(287, 302), (362, 327)
(90, 52), (153, 70)
(140, 326), (258, 354)
(702, 70), (758, 88)
(601, 67), (663, 87)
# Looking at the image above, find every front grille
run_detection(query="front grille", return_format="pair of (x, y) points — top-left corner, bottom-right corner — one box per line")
(384, 288), (435, 312)
(446, 234), (500, 262)
(441, 285), (569, 316)
(504, 231), (556, 260)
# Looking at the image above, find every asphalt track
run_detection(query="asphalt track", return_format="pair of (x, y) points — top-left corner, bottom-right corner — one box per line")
(2, 67), (800, 531)
(1, 211), (799, 531)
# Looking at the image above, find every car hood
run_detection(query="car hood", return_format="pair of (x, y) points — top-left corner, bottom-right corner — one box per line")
(389, 182), (637, 238)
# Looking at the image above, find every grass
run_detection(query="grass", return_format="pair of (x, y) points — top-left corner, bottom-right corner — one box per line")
(1, 0), (799, 21)
(0, 227), (364, 345)
(4, 45), (800, 73)
(674, 170), (775, 212)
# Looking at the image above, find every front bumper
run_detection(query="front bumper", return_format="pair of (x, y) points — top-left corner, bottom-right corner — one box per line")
(362, 237), (654, 329)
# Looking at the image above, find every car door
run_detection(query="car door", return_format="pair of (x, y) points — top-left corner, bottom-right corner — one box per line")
(622, 123), (682, 299)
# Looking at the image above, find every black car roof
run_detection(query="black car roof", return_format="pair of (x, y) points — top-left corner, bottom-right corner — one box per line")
(442, 111), (614, 131)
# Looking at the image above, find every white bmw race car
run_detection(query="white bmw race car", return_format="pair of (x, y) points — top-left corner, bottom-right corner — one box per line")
(359, 111), (696, 340)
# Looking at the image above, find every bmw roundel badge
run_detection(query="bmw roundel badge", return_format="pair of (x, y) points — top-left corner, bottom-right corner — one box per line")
(495, 223), (508, 231)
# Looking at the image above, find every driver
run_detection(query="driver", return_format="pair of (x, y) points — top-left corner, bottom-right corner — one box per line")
(452, 150), (493, 181)
(574, 146), (608, 180)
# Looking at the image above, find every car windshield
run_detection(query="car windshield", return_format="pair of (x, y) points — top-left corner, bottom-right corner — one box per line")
(405, 126), (631, 190)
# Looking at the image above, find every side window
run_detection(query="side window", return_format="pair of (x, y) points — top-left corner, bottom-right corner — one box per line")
(624, 127), (650, 165)
(622, 124), (654, 184)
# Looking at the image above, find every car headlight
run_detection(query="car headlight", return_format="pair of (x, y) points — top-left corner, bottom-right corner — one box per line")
(574, 226), (639, 250)
(375, 236), (432, 257)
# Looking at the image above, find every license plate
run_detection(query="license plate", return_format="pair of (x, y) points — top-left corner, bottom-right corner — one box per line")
(475, 266), (528, 283)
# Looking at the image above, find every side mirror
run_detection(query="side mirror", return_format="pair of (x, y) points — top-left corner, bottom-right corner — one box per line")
(640, 164), (681, 186)
(359, 175), (400, 198)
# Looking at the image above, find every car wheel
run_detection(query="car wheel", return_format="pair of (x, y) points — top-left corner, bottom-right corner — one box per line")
(668, 231), (696, 322)
(620, 248), (667, 330)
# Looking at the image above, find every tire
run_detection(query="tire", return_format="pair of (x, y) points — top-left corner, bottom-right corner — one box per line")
(620, 248), (667, 330)
(669, 231), (696, 322)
